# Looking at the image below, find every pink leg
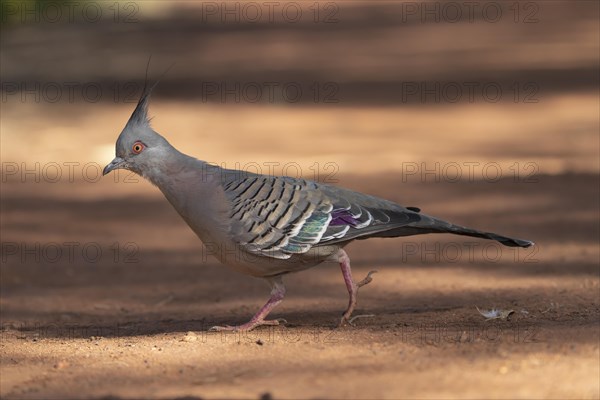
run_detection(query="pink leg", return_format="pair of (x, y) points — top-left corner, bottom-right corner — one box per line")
(210, 276), (287, 332)
(338, 249), (378, 326)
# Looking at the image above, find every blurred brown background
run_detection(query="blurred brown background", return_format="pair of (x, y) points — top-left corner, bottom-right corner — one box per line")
(1, 1), (599, 399)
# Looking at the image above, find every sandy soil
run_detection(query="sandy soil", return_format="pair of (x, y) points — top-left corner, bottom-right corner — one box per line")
(1, 169), (598, 399)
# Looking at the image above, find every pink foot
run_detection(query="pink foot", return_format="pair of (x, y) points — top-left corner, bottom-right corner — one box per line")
(209, 276), (286, 332)
(337, 249), (377, 327)
(209, 318), (287, 332)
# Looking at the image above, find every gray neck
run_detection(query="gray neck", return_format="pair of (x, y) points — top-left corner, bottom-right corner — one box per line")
(142, 147), (224, 216)
(144, 148), (203, 186)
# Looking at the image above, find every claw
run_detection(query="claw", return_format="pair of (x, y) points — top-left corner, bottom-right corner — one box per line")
(348, 314), (375, 325)
(209, 325), (233, 332)
(339, 314), (375, 327)
(209, 318), (287, 332)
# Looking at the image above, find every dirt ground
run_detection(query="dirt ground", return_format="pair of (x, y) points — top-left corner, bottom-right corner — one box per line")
(1, 1), (599, 397)
(1, 163), (599, 399)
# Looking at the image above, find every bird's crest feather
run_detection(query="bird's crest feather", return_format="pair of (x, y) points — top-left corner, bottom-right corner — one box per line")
(126, 56), (174, 129)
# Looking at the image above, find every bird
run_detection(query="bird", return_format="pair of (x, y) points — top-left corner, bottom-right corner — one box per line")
(103, 83), (534, 332)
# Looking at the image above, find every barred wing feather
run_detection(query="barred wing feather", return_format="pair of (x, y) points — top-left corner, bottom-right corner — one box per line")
(223, 175), (421, 259)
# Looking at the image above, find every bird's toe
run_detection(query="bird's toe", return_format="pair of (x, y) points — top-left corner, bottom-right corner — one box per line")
(209, 325), (235, 332)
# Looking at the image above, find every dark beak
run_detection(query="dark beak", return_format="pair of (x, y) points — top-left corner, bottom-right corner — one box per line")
(103, 157), (126, 176)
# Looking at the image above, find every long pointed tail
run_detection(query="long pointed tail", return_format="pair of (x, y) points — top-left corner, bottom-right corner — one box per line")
(369, 213), (534, 248)
(434, 220), (534, 247)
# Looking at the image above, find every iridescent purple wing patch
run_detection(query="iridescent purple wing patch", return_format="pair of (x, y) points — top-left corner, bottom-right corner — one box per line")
(329, 209), (359, 227)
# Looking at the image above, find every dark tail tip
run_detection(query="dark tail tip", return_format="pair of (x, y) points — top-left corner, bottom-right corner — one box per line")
(426, 217), (535, 248)
(492, 234), (535, 248)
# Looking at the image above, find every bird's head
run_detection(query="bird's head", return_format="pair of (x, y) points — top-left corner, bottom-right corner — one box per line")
(103, 85), (174, 178)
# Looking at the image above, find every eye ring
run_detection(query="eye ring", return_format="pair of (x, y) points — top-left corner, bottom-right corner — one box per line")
(132, 142), (145, 154)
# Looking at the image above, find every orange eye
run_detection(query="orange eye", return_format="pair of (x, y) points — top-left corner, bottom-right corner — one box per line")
(132, 142), (145, 154)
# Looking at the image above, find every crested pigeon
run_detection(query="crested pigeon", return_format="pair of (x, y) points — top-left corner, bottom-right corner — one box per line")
(103, 85), (534, 331)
